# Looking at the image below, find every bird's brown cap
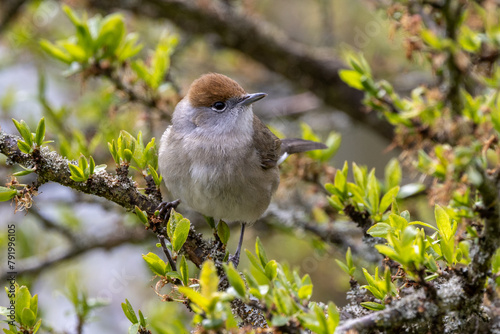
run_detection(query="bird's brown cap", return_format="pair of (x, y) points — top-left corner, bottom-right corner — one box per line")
(187, 73), (246, 108)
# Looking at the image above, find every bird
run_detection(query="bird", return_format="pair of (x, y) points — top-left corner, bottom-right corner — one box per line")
(158, 73), (326, 266)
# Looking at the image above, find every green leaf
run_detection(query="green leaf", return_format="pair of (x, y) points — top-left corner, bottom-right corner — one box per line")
(148, 165), (162, 186)
(12, 119), (33, 147)
(121, 299), (138, 324)
(117, 33), (143, 62)
(39, 39), (72, 64)
(420, 29), (442, 49)
(314, 304), (329, 334)
(367, 223), (392, 238)
(95, 14), (126, 57)
(353, 162), (367, 191)
(167, 209), (183, 241)
(367, 170), (380, 214)
(15, 286), (31, 324)
(319, 132), (342, 162)
(334, 170), (347, 197)
(68, 163), (85, 181)
(200, 260), (218, 298)
(0, 187), (18, 201)
(30, 294), (38, 318)
(346, 247), (354, 273)
(325, 183), (336, 195)
(388, 213), (408, 231)
(60, 42), (87, 62)
(245, 250), (265, 272)
(298, 284), (313, 300)
(21, 307), (36, 327)
(166, 271), (182, 281)
(179, 255), (189, 286)
(17, 140), (33, 154)
(375, 244), (399, 262)
(138, 309), (146, 327)
(12, 168), (34, 176)
(204, 216), (216, 229)
(385, 158), (401, 189)
(327, 301), (340, 331)
(224, 263), (246, 298)
(108, 140), (119, 164)
(335, 259), (350, 275)
(328, 195), (344, 211)
(178, 287), (209, 311)
(142, 252), (168, 276)
(128, 323), (140, 334)
(172, 218), (190, 252)
(361, 301), (385, 311)
(264, 260), (278, 280)
(339, 69), (364, 90)
(89, 156), (95, 175)
(134, 206), (149, 226)
(409, 221), (438, 231)
(123, 149), (133, 163)
(34, 118), (45, 147)
(255, 237), (269, 268)
(379, 186), (400, 214)
(440, 237), (455, 265)
(435, 205), (452, 240)
(217, 221), (230, 245)
(79, 155), (88, 172)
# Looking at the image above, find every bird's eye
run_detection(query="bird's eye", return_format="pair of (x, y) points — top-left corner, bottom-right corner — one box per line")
(212, 101), (226, 112)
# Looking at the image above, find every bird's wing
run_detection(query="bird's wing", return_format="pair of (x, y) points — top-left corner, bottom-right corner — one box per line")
(252, 114), (281, 170)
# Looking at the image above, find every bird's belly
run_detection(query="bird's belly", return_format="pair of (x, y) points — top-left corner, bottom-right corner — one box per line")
(165, 152), (279, 223)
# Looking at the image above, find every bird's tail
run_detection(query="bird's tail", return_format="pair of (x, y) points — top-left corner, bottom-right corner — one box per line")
(277, 138), (327, 165)
(280, 138), (327, 154)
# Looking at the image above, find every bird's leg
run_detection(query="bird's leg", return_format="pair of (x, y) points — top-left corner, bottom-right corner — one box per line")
(157, 199), (181, 221)
(228, 223), (246, 268)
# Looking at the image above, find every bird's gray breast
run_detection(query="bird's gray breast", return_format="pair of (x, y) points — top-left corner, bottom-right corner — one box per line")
(159, 126), (279, 223)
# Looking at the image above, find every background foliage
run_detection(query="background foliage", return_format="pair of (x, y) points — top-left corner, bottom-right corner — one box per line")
(1, 0), (500, 333)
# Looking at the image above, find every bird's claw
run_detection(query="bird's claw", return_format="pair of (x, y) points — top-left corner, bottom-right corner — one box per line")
(227, 253), (241, 268)
(157, 199), (181, 221)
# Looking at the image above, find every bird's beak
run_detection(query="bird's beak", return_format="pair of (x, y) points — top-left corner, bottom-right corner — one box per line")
(239, 92), (267, 106)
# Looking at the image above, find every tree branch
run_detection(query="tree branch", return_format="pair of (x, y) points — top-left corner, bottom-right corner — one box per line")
(336, 275), (490, 333)
(470, 168), (500, 291)
(0, 226), (150, 281)
(0, 130), (267, 324)
(86, 0), (395, 140)
(0, 0), (28, 33)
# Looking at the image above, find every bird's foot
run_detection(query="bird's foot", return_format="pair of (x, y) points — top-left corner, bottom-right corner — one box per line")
(227, 251), (241, 268)
(227, 223), (246, 268)
(157, 199), (181, 222)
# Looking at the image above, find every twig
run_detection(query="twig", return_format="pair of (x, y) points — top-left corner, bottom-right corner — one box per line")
(471, 167), (500, 290)
(29, 209), (79, 244)
(336, 275), (477, 333)
(158, 234), (177, 271)
(0, 0), (28, 33)
(0, 227), (150, 281)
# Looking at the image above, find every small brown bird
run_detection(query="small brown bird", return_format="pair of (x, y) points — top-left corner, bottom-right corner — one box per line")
(158, 73), (326, 265)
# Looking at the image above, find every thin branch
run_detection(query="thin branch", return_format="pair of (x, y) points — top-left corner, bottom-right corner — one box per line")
(336, 275), (483, 333)
(0, 227), (150, 281)
(29, 209), (80, 244)
(0, 132), (158, 213)
(158, 234), (177, 271)
(86, 0), (395, 141)
(0, 0), (28, 33)
(471, 168), (500, 290)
